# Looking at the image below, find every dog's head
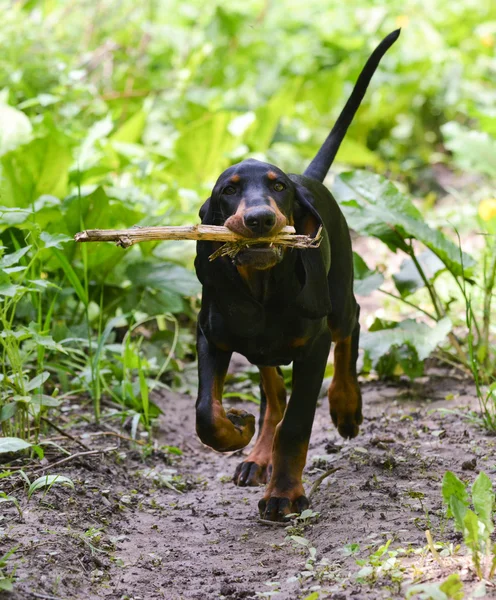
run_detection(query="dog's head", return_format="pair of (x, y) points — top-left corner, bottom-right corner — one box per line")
(200, 159), (320, 270)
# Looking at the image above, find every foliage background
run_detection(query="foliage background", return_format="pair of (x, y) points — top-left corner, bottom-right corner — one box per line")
(1, 0), (496, 432)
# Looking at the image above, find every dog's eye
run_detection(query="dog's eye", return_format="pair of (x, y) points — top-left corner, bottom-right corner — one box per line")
(273, 182), (286, 192)
(223, 186), (237, 195)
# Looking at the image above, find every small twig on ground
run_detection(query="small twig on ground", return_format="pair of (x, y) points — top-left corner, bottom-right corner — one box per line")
(32, 446), (118, 473)
(308, 466), (342, 499)
(26, 591), (65, 600)
(82, 431), (146, 445)
(425, 530), (443, 565)
(257, 518), (289, 527)
(41, 417), (92, 451)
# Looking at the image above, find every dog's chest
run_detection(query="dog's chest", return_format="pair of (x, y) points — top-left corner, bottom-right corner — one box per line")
(202, 301), (325, 365)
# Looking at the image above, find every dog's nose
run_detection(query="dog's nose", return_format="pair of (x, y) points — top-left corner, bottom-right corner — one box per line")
(243, 207), (276, 235)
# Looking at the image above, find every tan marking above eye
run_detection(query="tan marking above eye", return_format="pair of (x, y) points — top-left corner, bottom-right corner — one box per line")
(267, 171), (278, 180)
(230, 174), (240, 182)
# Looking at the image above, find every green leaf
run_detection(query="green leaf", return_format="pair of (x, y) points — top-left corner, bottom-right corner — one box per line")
(126, 261), (201, 313)
(28, 474), (75, 499)
(439, 574), (464, 600)
(442, 471), (469, 524)
(0, 437), (31, 454)
(333, 171), (475, 277)
(40, 232), (72, 249)
(361, 317), (452, 372)
(25, 371), (50, 392)
(0, 402), (18, 423)
(30, 395), (62, 407)
(472, 471), (494, 534)
(0, 245), (31, 269)
(173, 112), (236, 184)
(463, 508), (479, 547)
(393, 251), (445, 298)
(111, 109), (146, 144)
(450, 496), (469, 533)
(0, 103), (32, 156)
(353, 253), (384, 296)
(406, 582), (448, 600)
(442, 122), (496, 178)
(0, 133), (72, 207)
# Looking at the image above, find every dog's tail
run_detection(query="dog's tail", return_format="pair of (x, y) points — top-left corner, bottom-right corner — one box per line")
(303, 29), (400, 183)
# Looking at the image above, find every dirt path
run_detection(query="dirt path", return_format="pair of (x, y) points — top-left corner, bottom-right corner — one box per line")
(3, 367), (495, 600)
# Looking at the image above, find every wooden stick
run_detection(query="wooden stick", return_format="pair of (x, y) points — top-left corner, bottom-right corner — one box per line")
(75, 224), (296, 246)
(33, 446), (119, 472)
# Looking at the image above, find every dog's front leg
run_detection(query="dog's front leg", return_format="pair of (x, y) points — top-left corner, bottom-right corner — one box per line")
(196, 326), (255, 452)
(258, 330), (331, 521)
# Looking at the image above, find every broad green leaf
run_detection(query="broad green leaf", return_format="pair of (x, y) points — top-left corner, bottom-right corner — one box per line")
(173, 112), (236, 184)
(111, 109), (146, 144)
(0, 402), (18, 423)
(472, 472), (494, 534)
(463, 509), (479, 547)
(25, 371), (50, 392)
(333, 171), (475, 277)
(244, 79), (302, 151)
(393, 251), (445, 298)
(335, 137), (384, 169)
(0, 437), (31, 454)
(30, 395), (63, 407)
(0, 283), (21, 297)
(0, 133), (72, 207)
(450, 496), (469, 533)
(442, 121), (496, 178)
(361, 317), (452, 368)
(0, 245), (31, 269)
(439, 574), (464, 600)
(406, 583), (447, 600)
(442, 471), (469, 518)
(0, 103), (32, 156)
(126, 261), (201, 298)
(353, 253), (384, 296)
(40, 232), (72, 249)
(28, 474), (75, 498)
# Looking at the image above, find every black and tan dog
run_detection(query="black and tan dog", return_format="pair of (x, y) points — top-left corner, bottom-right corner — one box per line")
(194, 30), (400, 521)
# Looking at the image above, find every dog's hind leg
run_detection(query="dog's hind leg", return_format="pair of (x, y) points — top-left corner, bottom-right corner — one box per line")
(195, 326), (256, 452)
(233, 367), (286, 487)
(328, 318), (363, 439)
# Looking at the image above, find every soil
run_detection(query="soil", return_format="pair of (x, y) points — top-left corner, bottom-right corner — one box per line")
(2, 365), (495, 600)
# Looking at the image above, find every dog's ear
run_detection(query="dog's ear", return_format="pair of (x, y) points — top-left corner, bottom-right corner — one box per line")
(199, 198), (211, 223)
(293, 183), (332, 319)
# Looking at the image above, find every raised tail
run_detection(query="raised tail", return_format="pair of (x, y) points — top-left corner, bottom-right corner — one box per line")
(303, 29), (400, 183)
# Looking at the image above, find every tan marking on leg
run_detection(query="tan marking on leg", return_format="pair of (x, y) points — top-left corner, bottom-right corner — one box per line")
(234, 367), (286, 486)
(328, 336), (362, 439)
(197, 370), (255, 452)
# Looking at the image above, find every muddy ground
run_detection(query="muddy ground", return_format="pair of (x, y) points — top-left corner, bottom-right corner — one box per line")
(1, 362), (495, 600)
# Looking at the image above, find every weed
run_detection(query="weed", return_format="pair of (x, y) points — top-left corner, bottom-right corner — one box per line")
(441, 470), (495, 580)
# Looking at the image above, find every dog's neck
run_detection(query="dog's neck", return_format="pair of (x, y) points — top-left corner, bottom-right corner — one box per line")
(236, 265), (272, 303)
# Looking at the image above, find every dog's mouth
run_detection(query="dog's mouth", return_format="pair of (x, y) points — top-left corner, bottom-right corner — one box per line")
(233, 243), (284, 270)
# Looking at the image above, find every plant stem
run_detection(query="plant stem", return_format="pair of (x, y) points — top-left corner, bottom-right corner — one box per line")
(482, 238), (496, 370)
(378, 289), (437, 320)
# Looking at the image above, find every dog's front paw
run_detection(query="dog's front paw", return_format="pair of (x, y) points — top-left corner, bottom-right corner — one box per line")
(233, 460), (271, 487)
(196, 407), (255, 452)
(226, 408), (256, 433)
(258, 489), (309, 522)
